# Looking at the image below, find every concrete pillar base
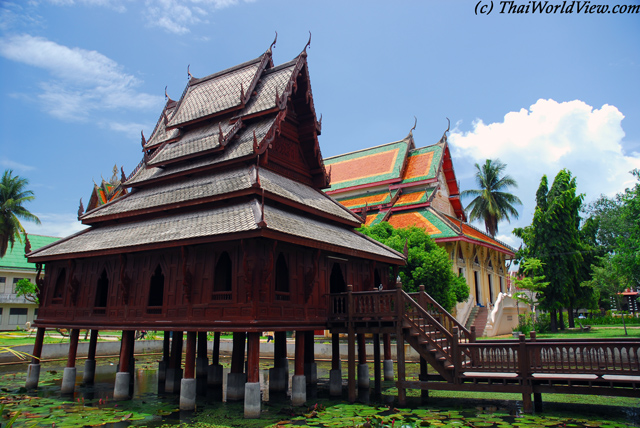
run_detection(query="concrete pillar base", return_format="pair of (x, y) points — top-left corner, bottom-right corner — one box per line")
(208, 364), (223, 386)
(304, 363), (317, 384)
(196, 357), (208, 379)
(269, 367), (288, 393)
(26, 363), (41, 390)
(226, 372), (247, 401)
(114, 372), (131, 400)
(291, 374), (306, 406)
(329, 369), (342, 396)
(383, 359), (394, 381)
(158, 360), (167, 382)
(61, 367), (76, 394)
(83, 359), (96, 384)
(244, 382), (261, 418)
(179, 378), (197, 410)
(165, 368), (183, 393)
(358, 363), (370, 389)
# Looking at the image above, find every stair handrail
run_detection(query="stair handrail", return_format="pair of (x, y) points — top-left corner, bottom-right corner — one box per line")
(400, 290), (454, 357)
(410, 286), (474, 343)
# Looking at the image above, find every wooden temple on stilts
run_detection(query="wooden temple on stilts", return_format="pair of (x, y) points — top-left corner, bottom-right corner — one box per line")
(24, 36), (406, 416)
(25, 36), (640, 416)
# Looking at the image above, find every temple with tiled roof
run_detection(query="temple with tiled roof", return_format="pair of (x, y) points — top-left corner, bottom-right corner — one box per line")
(25, 38), (405, 416)
(324, 128), (519, 336)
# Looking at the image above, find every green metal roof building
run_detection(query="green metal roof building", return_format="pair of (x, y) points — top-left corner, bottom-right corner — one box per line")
(0, 234), (59, 330)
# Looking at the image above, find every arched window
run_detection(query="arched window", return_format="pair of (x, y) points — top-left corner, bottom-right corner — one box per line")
(53, 268), (66, 304)
(274, 253), (290, 301)
(95, 269), (109, 308)
(213, 252), (232, 300)
(148, 265), (164, 307)
(330, 264), (346, 294)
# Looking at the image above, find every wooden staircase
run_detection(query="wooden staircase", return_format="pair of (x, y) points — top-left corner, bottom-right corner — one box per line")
(402, 286), (474, 381)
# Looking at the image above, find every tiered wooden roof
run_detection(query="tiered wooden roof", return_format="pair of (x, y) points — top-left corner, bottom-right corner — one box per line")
(29, 42), (404, 265)
(325, 131), (514, 256)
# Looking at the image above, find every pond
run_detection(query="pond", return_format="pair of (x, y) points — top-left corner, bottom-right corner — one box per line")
(1, 355), (638, 427)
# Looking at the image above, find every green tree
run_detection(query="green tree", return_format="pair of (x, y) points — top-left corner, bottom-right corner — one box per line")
(582, 254), (629, 335)
(461, 159), (522, 237)
(15, 278), (39, 304)
(359, 222), (469, 312)
(616, 169), (640, 286)
(514, 169), (589, 331)
(512, 258), (550, 322)
(0, 170), (41, 258)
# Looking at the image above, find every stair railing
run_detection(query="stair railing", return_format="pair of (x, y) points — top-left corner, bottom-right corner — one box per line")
(409, 285), (475, 344)
(400, 290), (454, 359)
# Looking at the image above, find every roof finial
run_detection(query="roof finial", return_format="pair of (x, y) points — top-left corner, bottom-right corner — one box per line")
(165, 86), (168, 101)
(141, 130), (146, 147)
(120, 166), (127, 183)
(411, 116), (417, 134)
(440, 117), (450, 144)
(77, 198), (84, 220)
(302, 31), (311, 55)
(269, 31), (277, 52)
(446, 117), (450, 134)
(187, 64), (192, 80)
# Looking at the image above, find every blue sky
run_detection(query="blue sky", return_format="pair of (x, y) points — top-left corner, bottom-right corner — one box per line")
(1, 0), (639, 249)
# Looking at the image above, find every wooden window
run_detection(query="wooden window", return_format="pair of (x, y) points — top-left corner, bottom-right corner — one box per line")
(94, 269), (109, 311)
(274, 253), (290, 301)
(147, 265), (164, 310)
(212, 251), (232, 301)
(52, 269), (66, 304)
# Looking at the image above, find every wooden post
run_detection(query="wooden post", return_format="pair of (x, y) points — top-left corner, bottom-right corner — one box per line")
(170, 331), (183, 370)
(395, 279), (406, 405)
(451, 327), (460, 383)
(246, 332), (260, 383)
(31, 327), (46, 364)
(347, 285), (356, 402)
(518, 334), (533, 413)
(383, 334), (392, 361)
(212, 332), (221, 366)
(67, 329), (80, 368)
(530, 331), (542, 412)
(184, 332), (196, 379)
(163, 331), (171, 361)
(292, 329), (307, 406)
(331, 333), (341, 371)
(119, 330), (133, 373)
(231, 332), (246, 374)
(197, 332), (208, 360)
(87, 330), (98, 361)
(294, 331), (305, 376)
(357, 334), (366, 365)
(275, 331), (287, 367)
(419, 356), (429, 401)
(373, 333), (381, 396)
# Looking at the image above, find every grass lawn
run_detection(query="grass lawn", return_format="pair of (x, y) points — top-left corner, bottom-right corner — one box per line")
(484, 326), (640, 340)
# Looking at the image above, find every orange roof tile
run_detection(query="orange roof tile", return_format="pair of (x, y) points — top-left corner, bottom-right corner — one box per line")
(402, 151), (434, 181)
(388, 212), (441, 235)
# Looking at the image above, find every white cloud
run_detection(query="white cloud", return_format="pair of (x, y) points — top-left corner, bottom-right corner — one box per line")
(46, 0), (127, 13)
(449, 99), (640, 236)
(26, 212), (88, 238)
(143, 0), (250, 34)
(0, 157), (35, 172)
(0, 34), (163, 121)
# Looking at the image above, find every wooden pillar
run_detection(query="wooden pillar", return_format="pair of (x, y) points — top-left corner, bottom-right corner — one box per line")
(197, 332), (208, 360)
(26, 327), (46, 389)
(396, 282), (406, 405)
(419, 356), (429, 402)
(170, 331), (183, 370)
(31, 327), (46, 364)
(373, 333), (381, 396)
(357, 334), (366, 365)
(518, 334), (533, 413)
(66, 329), (80, 368)
(180, 332), (197, 410)
(304, 330), (317, 384)
(530, 331), (542, 411)
(184, 332), (196, 379)
(383, 334), (392, 361)
(246, 332), (260, 383)
(347, 285), (356, 402)
(294, 331), (305, 377)
(163, 331), (171, 361)
(331, 333), (341, 371)
(212, 331), (221, 366)
(274, 331), (287, 367)
(83, 329), (99, 384)
(114, 330), (134, 400)
(231, 332), (246, 374)
(196, 331), (208, 379)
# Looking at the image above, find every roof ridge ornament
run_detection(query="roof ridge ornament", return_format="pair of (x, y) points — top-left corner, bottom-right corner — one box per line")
(165, 86), (168, 101)
(440, 117), (450, 144)
(187, 64), (193, 80)
(268, 31), (277, 53)
(141, 130), (147, 148)
(302, 31), (311, 56)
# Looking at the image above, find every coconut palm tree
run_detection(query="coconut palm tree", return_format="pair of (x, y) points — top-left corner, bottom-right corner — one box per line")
(461, 159), (521, 237)
(0, 170), (41, 257)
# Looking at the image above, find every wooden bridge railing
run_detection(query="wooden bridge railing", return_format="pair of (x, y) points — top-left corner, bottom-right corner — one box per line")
(453, 333), (640, 379)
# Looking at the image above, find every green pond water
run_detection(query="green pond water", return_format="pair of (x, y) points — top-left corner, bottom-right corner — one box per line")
(0, 356), (638, 428)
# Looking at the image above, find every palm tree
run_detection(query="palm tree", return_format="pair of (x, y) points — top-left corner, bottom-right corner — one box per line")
(461, 159), (521, 237)
(0, 170), (41, 257)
